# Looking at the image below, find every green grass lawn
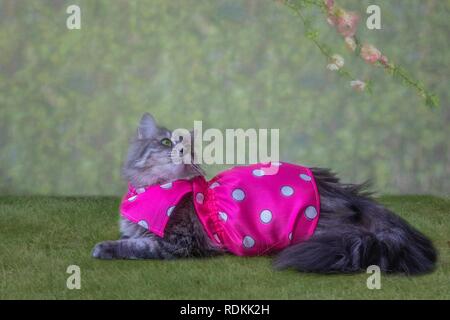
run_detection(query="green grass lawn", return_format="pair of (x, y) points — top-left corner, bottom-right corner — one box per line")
(0, 195), (449, 299)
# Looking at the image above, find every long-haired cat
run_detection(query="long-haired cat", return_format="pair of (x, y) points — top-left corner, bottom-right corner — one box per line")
(92, 113), (437, 274)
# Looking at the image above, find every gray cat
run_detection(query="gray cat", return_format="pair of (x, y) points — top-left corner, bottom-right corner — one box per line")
(92, 113), (437, 274)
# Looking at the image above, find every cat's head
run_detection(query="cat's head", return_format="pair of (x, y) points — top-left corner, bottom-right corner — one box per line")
(122, 113), (203, 187)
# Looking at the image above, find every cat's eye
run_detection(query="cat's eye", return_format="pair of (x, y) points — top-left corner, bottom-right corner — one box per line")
(160, 138), (173, 147)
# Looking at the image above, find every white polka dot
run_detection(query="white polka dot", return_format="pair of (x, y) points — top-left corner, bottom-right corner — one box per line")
(300, 174), (312, 182)
(232, 189), (245, 201)
(128, 195), (137, 202)
(289, 232), (293, 241)
(260, 209), (272, 223)
(138, 220), (148, 229)
(281, 186), (294, 197)
(167, 206), (176, 217)
(252, 169), (265, 177)
(305, 206), (318, 220)
(136, 188), (146, 194)
(160, 182), (173, 189)
(213, 234), (221, 244)
(218, 211), (228, 222)
(209, 182), (220, 189)
(271, 162), (282, 166)
(243, 236), (255, 248)
(196, 192), (204, 204)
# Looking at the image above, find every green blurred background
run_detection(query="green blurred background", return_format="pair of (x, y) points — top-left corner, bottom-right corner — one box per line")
(0, 0), (448, 196)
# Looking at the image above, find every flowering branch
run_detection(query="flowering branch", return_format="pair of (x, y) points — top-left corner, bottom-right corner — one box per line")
(276, 0), (439, 108)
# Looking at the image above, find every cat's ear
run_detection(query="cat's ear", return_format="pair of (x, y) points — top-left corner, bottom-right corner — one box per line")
(137, 113), (157, 139)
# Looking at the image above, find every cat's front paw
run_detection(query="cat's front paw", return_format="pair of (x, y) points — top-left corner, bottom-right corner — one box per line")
(92, 241), (117, 259)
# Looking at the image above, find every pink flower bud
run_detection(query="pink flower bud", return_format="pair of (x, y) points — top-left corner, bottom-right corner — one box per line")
(326, 63), (339, 71)
(360, 44), (382, 64)
(344, 37), (357, 52)
(336, 10), (360, 37)
(324, 0), (335, 10)
(327, 54), (344, 71)
(350, 80), (366, 91)
(332, 54), (344, 67)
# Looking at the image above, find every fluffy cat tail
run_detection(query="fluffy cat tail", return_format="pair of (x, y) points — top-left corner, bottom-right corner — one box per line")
(274, 224), (437, 274)
(274, 168), (437, 275)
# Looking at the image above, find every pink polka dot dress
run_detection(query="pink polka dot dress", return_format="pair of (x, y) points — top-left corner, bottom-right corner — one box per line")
(120, 162), (320, 256)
